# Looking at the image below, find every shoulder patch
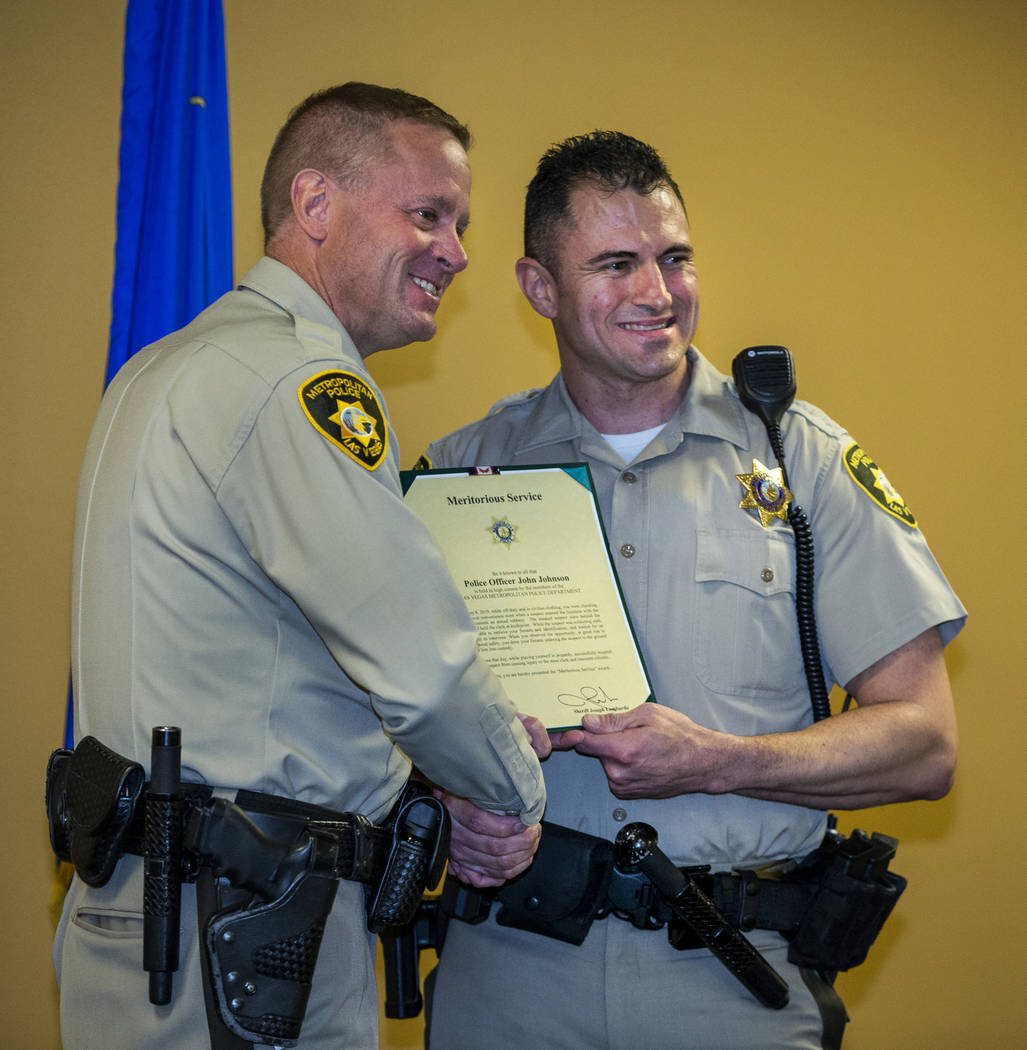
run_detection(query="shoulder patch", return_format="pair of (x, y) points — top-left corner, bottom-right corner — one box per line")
(298, 370), (387, 471)
(842, 442), (916, 527)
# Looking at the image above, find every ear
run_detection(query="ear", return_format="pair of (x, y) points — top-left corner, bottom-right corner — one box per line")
(290, 169), (331, 243)
(515, 257), (559, 320)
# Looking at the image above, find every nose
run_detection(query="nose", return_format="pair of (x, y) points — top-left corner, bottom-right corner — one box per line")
(437, 225), (468, 274)
(633, 261), (672, 311)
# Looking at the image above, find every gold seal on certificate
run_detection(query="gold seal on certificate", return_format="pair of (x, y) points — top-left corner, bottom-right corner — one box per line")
(402, 464), (653, 729)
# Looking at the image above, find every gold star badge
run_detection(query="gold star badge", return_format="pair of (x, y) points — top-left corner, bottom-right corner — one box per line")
(737, 459), (793, 527)
(328, 398), (379, 448)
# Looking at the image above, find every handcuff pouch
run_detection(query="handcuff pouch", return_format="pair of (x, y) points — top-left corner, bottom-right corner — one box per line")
(46, 736), (145, 887)
(495, 821), (614, 945)
(46, 748), (73, 862)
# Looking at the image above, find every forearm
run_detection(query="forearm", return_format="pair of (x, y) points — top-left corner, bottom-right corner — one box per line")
(575, 628), (957, 809)
(703, 627), (957, 808)
(714, 698), (957, 809)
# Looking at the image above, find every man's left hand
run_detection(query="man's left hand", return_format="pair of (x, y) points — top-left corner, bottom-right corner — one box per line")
(436, 790), (542, 888)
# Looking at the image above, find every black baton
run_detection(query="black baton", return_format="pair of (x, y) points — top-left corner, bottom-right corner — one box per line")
(144, 726), (183, 1005)
(615, 823), (790, 1009)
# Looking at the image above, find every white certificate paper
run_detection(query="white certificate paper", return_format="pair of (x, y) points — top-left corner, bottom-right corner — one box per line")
(402, 464), (653, 730)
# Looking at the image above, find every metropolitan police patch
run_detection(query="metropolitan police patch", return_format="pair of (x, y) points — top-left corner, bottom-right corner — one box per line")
(843, 443), (917, 527)
(298, 370), (388, 471)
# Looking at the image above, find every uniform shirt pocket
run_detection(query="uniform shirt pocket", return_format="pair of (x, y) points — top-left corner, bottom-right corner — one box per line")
(693, 527), (805, 699)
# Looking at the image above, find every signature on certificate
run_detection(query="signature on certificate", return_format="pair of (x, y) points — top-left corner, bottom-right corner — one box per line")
(557, 684), (619, 709)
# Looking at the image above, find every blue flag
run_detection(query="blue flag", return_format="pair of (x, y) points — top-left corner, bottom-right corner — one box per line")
(107, 0), (234, 384)
(65, 0), (233, 747)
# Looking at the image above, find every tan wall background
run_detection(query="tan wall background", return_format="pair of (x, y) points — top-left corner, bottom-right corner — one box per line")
(3, 1), (1024, 1047)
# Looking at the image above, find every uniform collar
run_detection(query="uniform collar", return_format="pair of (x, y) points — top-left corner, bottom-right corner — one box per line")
(677, 348), (754, 451)
(238, 256), (362, 361)
(509, 348), (755, 463)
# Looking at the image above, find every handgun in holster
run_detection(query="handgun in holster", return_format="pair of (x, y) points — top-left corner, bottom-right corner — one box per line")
(185, 796), (349, 1047)
(185, 778), (449, 1046)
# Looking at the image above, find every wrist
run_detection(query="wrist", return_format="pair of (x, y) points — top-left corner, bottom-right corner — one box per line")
(701, 729), (752, 795)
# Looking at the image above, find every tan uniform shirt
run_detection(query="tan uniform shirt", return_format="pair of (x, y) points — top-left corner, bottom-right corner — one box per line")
(60, 256), (545, 1050)
(425, 349), (964, 868)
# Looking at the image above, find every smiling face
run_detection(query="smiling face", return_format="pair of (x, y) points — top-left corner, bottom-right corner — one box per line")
(539, 183), (699, 404)
(318, 120), (471, 356)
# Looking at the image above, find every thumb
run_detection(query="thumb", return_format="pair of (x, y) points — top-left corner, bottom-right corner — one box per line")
(580, 710), (630, 733)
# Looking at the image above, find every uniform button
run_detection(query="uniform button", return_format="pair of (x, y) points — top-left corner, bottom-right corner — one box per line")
(612, 808), (627, 822)
(622, 471), (637, 484)
(620, 544), (636, 558)
(761, 568), (775, 583)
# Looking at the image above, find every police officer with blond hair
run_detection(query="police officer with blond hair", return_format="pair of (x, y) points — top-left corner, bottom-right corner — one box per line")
(53, 83), (546, 1050)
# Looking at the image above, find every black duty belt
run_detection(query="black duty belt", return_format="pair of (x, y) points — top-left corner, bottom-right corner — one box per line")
(134, 785), (394, 886)
(605, 861), (811, 941)
(459, 818), (812, 949)
(386, 820), (905, 1022)
(447, 817), (905, 973)
(46, 734), (393, 888)
(440, 820), (799, 1010)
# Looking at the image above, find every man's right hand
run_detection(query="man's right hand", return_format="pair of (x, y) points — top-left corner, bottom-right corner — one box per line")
(435, 790), (541, 888)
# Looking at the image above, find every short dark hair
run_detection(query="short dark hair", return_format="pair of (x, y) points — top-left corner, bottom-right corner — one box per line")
(260, 82), (471, 246)
(524, 131), (686, 273)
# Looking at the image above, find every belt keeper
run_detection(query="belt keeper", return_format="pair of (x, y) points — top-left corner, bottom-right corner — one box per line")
(349, 813), (376, 882)
(736, 870), (762, 931)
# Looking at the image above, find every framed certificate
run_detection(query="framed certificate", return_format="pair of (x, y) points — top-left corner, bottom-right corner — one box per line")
(402, 464), (653, 730)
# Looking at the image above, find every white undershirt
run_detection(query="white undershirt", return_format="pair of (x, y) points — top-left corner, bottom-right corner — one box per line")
(600, 424), (665, 464)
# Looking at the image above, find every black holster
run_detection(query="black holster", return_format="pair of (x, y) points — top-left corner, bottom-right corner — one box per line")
(782, 825), (907, 972)
(187, 798), (345, 1047)
(366, 780), (449, 933)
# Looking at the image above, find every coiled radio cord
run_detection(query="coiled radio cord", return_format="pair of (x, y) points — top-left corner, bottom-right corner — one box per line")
(766, 423), (832, 724)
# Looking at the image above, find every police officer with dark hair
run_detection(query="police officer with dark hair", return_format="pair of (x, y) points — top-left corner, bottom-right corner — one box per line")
(52, 82), (546, 1050)
(418, 131), (964, 1049)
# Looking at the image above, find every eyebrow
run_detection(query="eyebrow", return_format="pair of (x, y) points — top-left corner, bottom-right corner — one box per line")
(586, 250), (636, 265)
(585, 243), (692, 266)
